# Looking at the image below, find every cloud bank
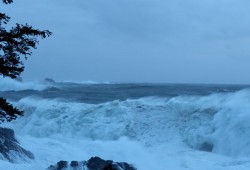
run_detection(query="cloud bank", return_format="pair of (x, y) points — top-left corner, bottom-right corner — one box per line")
(2, 0), (250, 84)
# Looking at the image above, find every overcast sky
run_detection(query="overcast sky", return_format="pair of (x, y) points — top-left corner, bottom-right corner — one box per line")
(1, 0), (250, 84)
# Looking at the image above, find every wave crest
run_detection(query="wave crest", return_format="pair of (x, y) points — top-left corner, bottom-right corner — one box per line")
(0, 77), (50, 91)
(5, 89), (250, 158)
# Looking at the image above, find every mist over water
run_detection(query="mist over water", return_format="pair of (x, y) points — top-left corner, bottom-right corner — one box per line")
(1, 79), (250, 169)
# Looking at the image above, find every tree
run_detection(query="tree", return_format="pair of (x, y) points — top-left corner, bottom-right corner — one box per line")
(0, 0), (52, 123)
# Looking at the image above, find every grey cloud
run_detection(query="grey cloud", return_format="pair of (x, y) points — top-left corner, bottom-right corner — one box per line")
(2, 0), (250, 84)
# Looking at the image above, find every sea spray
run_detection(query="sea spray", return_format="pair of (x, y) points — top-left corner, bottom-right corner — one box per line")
(0, 77), (49, 91)
(1, 83), (250, 169)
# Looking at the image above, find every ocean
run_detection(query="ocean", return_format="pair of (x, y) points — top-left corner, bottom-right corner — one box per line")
(1, 78), (250, 170)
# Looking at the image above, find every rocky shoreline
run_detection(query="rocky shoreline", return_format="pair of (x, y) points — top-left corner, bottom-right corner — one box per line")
(0, 127), (136, 170)
(0, 127), (34, 162)
(47, 157), (136, 170)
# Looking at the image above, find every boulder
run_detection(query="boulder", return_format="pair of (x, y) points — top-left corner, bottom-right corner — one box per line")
(44, 78), (56, 83)
(0, 127), (34, 162)
(47, 156), (136, 170)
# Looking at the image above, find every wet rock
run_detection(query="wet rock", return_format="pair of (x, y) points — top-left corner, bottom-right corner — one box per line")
(199, 142), (214, 152)
(87, 157), (112, 170)
(47, 156), (136, 170)
(57, 161), (68, 169)
(70, 161), (78, 167)
(44, 78), (55, 83)
(0, 127), (34, 162)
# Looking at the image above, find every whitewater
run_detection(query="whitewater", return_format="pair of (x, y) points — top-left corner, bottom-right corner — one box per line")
(1, 78), (250, 170)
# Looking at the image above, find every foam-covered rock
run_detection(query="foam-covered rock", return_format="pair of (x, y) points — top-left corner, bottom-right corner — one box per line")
(47, 156), (136, 170)
(0, 127), (34, 162)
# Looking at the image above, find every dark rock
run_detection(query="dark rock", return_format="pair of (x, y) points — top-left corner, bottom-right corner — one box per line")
(0, 127), (34, 162)
(199, 142), (213, 152)
(46, 156), (136, 170)
(44, 78), (55, 83)
(57, 161), (68, 169)
(103, 164), (116, 170)
(103, 163), (125, 170)
(87, 157), (113, 170)
(115, 162), (136, 170)
(70, 161), (78, 167)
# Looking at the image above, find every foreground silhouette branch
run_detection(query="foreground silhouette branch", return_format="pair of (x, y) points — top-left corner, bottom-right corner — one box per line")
(0, 0), (52, 123)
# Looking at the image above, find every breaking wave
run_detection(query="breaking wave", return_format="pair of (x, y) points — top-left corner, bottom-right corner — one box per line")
(0, 77), (50, 91)
(7, 88), (250, 158)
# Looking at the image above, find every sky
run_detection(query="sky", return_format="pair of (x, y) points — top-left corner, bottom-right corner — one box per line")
(1, 0), (250, 84)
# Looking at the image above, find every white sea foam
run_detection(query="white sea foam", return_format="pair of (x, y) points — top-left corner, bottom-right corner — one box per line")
(2, 89), (250, 169)
(0, 77), (49, 91)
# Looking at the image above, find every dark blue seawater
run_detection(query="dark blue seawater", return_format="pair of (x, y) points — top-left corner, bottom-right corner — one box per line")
(1, 82), (250, 170)
(1, 83), (249, 103)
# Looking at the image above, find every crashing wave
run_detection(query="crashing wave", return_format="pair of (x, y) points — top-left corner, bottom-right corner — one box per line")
(0, 77), (50, 91)
(6, 89), (250, 158)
